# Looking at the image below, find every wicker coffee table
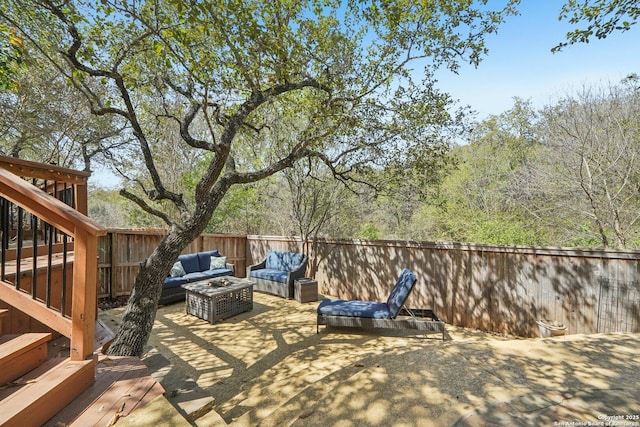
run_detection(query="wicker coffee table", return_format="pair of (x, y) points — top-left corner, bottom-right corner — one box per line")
(182, 277), (255, 323)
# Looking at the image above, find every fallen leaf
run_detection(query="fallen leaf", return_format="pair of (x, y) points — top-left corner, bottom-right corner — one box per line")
(106, 402), (126, 427)
(299, 411), (315, 419)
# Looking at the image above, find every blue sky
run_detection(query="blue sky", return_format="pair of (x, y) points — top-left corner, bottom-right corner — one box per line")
(434, 1), (640, 121)
(89, 2), (640, 186)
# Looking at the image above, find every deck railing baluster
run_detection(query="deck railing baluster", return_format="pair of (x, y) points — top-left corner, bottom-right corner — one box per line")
(1, 198), (7, 279)
(61, 231), (68, 315)
(16, 206), (22, 291)
(46, 219), (54, 307)
(31, 209), (38, 300)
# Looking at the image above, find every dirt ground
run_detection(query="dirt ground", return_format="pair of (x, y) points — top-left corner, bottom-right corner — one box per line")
(100, 292), (640, 427)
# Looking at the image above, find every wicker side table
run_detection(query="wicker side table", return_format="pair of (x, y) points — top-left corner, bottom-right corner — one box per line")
(294, 278), (318, 303)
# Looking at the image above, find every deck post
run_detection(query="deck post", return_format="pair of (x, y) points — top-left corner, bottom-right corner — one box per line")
(70, 227), (98, 361)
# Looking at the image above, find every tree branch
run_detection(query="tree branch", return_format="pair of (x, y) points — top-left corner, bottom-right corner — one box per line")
(42, 0), (190, 212)
(119, 188), (175, 227)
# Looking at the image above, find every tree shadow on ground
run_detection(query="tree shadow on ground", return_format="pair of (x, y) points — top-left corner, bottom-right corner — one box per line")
(120, 292), (640, 426)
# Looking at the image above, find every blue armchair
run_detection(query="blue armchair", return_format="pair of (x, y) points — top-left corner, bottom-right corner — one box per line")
(247, 250), (308, 299)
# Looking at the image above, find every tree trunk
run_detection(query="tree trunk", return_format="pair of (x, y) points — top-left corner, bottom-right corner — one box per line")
(106, 228), (195, 356)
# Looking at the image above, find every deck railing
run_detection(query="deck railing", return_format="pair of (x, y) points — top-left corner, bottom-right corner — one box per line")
(0, 156), (105, 361)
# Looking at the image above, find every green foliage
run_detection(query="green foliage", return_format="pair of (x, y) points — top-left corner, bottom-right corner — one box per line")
(555, 0), (640, 51)
(206, 185), (264, 234)
(466, 216), (546, 246)
(407, 81), (640, 249)
(0, 24), (24, 90)
(2, 0), (520, 231)
(88, 187), (132, 227)
(0, 58), (127, 167)
(531, 79), (640, 248)
(356, 223), (380, 240)
(411, 99), (546, 245)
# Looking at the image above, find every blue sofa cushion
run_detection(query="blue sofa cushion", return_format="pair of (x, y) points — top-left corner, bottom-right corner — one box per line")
(178, 253), (200, 274)
(183, 271), (212, 282)
(317, 299), (391, 319)
(197, 250), (221, 270)
(163, 267), (232, 293)
(265, 251), (304, 272)
(386, 268), (417, 318)
(250, 268), (289, 283)
(164, 276), (188, 289)
(161, 250), (232, 305)
(202, 268), (233, 277)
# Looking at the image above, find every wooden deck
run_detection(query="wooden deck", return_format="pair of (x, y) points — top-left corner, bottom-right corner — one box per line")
(39, 322), (171, 426)
(43, 353), (166, 427)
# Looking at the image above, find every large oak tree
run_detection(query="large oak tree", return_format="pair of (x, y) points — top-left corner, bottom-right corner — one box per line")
(2, 0), (518, 356)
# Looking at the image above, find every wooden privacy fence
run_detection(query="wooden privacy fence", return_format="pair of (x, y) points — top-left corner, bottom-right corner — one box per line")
(247, 236), (640, 338)
(96, 230), (640, 338)
(97, 229), (246, 299)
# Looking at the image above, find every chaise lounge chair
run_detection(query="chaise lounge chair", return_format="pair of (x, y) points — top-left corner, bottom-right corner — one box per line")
(316, 268), (445, 339)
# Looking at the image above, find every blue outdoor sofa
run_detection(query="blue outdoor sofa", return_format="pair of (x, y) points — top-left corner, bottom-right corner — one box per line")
(247, 250), (308, 299)
(316, 268), (445, 339)
(159, 249), (234, 305)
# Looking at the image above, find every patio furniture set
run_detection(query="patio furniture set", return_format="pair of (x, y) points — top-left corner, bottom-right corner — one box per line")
(165, 249), (445, 339)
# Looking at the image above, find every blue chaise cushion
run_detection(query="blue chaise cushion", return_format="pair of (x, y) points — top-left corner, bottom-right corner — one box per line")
(317, 299), (391, 319)
(386, 268), (417, 318)
(316, 268), (417, 320)
(265, 250), (304, 272)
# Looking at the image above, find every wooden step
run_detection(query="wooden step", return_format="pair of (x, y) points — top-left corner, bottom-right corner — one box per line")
(0, 332), (52, 385)
(0, 356), (96, 427)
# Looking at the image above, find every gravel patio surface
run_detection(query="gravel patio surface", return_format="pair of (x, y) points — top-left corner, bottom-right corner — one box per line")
(100, 291), (640, 427)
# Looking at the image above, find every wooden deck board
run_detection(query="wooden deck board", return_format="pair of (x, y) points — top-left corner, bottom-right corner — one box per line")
(43, 355), (165, 427)
(94, 318), (115, 354)
(71, 374), (163, 426)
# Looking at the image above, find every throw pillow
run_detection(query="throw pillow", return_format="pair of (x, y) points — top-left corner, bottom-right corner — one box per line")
(210, 256), (227, 270)
(170, 261), (186, 277)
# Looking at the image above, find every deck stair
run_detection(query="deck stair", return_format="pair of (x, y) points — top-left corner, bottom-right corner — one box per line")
(0, 332), (96, 427)
(0, 333), (51, 385)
